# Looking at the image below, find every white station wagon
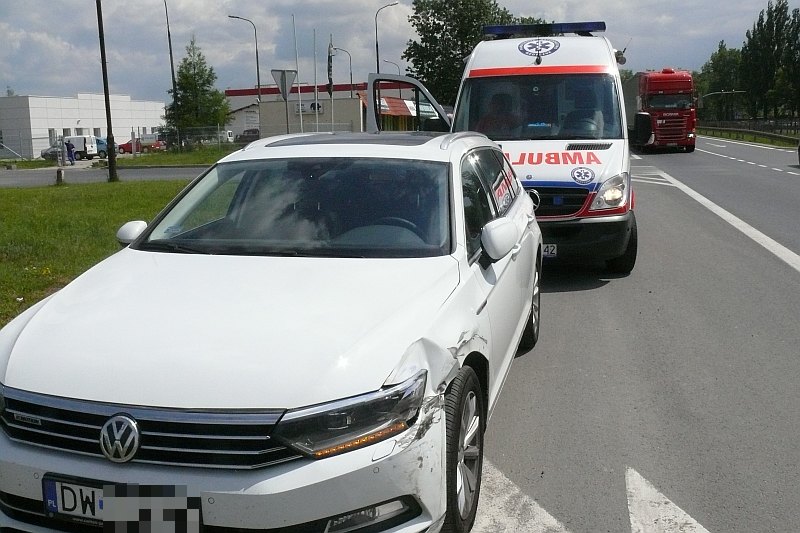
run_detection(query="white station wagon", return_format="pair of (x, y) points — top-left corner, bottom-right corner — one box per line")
(0, 131), (542, 533)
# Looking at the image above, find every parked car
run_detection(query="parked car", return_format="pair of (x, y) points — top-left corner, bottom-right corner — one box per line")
(96, 137), (119, 159)
(39, 144), (61, 161)
(118, 139), (166, 154)
(235, 128), (261, 143)
(0, 131), (542, 533)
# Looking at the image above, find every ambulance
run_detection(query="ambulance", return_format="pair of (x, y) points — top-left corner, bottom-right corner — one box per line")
(367, 22), (650, 273)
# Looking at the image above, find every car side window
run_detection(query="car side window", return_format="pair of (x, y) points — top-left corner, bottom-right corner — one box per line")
(472, 149), (517, 216)
(461, 154), (497, 259)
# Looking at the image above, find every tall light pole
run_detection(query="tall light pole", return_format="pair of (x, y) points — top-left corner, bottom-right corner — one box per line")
(333, 47), (354, 98)
(163, 0), (178, 149)
(374, 2), (398, 74)
(229, 14), (262, 128)
(383, 60), (402, 97)
(95, 0), (118, 182)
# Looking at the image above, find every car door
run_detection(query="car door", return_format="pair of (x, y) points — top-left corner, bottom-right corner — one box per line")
(460, 148), (535, 409)
(366, 73), (451, 133)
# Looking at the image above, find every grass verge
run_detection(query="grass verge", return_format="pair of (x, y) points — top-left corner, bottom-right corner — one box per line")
(0, 180), (189, 327)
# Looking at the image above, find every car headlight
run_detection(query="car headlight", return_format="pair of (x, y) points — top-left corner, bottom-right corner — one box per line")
(590, 173), (629, 211)
(272, 371), (426, 459)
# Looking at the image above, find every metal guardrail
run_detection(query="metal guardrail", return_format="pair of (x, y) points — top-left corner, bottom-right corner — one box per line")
(697, 125), (798, 146)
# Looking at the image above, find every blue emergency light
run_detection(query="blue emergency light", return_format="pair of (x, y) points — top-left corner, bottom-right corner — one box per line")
(483, 21), (606, 39)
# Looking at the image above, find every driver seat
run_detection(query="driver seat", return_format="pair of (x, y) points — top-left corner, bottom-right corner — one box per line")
(561, 89), (604, 138)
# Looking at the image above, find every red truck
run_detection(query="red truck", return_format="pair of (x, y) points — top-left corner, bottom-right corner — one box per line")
(623, 68), (696, 152)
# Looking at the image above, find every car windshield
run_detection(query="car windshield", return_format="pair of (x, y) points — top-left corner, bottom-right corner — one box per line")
(138, 157), (451, 258)
(453, 73), (623, 140)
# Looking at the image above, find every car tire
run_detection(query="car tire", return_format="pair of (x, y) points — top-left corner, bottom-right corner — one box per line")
(98, 150), (107, 159)
(442, 366), (484, 533)
(606, 211), (638, 274)
(118, 147), (125, 155)
(517, 257), (541, 353)
(143, 147), (149, 153)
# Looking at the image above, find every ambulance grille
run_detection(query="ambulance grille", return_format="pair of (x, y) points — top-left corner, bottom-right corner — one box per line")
(527, 187), (590, 217)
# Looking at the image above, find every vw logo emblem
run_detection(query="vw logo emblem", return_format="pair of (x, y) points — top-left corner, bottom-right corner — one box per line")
(99, 414), (140, 463)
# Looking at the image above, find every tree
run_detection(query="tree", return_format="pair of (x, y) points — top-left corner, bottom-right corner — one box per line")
(740, 0), (789, 118)
(699, 41), (742, 120)
(164, 36), (230, 136)
(402, 0), (542, 105)
(783, 8), (800, 118)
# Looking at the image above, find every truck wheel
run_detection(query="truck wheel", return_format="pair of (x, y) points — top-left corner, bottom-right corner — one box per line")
(606, 212), (638, 274)
(98, 150), (107, 159)
(685, 145), (695, 153)
(74, 152), (83, 161)
(442, 366), (484, 533)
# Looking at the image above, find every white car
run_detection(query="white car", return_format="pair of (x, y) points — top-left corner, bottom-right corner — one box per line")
(0, 131), (542, 533)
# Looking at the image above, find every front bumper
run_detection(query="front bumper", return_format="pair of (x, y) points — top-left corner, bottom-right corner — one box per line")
(539, 210), (635, 262)
(0, 407), (446, 533)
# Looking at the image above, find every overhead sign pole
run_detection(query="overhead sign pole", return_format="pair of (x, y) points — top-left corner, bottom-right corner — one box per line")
(272, 69), (297, 134)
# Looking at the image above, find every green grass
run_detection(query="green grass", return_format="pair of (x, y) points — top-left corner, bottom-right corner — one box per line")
(2, 145), (240, 169)
(0, 180), (189, 327)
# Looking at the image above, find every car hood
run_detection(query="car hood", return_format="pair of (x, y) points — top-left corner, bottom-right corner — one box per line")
(0, 248), (459, 409)
(498, 139), (628, 191)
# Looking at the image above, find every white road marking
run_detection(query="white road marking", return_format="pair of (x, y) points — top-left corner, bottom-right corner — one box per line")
(696, 148), (796, 177)
(658, 169), (800, 274)
(698, 135), (795, 153)
(626, 467), (710, 533)
(474, 460), (571, 532)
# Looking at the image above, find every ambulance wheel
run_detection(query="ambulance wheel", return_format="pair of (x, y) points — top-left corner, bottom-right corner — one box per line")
(442, 366), (484, 533)
(606, 212), (637, 274)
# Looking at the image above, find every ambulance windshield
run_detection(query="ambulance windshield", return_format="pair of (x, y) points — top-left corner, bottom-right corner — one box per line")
(454, 74), (623, 141)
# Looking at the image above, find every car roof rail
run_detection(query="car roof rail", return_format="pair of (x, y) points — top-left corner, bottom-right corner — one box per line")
(438, 131), (489, 150)
(483, 21), (606, 39)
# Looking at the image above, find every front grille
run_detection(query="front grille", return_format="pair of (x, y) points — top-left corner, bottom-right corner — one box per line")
(0, 388), (301, 469)
(655, 117), (689, 143)
(565, 142), (611, 151)
(527, 187), (590, 217)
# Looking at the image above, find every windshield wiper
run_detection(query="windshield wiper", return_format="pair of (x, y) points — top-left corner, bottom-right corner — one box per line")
(138, 240), (211, 255)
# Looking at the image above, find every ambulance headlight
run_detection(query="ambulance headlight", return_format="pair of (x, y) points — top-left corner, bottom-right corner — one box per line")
(591, 173), (628, 210)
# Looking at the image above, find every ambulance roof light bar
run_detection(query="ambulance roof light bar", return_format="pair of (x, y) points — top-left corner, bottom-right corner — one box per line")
(483, 21), (606, 39)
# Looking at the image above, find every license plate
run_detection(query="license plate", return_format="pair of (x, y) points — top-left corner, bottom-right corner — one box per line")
(543, 243), (557, 257)
(43, 476), (201, 530)
(43, 476), (103, 525)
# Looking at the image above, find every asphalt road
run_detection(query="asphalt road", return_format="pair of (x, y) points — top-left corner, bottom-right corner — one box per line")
(477, 136), (800, 532)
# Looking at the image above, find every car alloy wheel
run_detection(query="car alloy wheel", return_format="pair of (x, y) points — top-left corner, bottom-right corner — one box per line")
(442, 366), (484, 533)
(517, 259), (541, 353)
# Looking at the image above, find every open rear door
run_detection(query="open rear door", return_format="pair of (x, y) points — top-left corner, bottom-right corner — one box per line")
(366, 73), (452, 133)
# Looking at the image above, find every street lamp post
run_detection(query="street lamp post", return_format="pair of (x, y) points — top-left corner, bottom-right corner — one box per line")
(383, 60), (402, 97)
(374, 2), (398, 74)
(333, 47), (354, 98)
(163, 0), (179, 149)
(228, 14), (262, 125)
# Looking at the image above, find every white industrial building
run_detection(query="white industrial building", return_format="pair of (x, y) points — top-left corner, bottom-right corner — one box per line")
(0, 93), (165, 160)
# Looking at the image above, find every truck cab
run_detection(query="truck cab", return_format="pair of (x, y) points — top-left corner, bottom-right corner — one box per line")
(367, 21), (638, 273)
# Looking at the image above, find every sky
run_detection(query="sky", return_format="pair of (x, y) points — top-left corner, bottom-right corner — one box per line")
(1, 0), (797, 104)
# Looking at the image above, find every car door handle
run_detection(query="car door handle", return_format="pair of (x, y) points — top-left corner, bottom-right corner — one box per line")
(510, 243), (522, 259)
(525, 214), (535, 227)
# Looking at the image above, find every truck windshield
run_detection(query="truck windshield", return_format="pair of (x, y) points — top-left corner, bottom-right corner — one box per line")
(646, 94), (693, 110)
(453, 74), (622, 141)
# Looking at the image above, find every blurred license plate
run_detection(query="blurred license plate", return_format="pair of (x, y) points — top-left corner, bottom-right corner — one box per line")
(543, 244), (557, 257)
(43, 476), (201, 530)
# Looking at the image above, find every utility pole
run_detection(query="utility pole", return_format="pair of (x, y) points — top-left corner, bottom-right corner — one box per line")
(95, 0), (118, 182)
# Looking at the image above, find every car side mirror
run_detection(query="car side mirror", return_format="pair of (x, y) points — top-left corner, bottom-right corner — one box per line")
(481, 217), (520, 262)
(632, 112), (653, 145)
(116, 220), (147, 246)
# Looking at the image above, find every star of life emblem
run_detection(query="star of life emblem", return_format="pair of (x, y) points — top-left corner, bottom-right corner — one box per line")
(518, 39), (560, 57)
